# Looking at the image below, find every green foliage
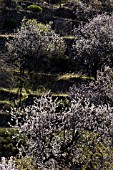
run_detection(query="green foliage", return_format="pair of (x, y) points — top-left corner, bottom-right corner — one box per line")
(74, 131), (113, 170)
(27, 19), (49, 32)
(0, 128), (27, 158)
(0, 128), (18, 157)
(27, 4), (43, 14)
(14, 157), (35, 170)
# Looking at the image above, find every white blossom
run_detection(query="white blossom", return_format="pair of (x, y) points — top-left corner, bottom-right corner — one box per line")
(0, 157), (18, 170)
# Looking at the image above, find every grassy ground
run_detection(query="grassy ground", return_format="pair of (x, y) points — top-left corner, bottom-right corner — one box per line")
(0, 72), (93, 109)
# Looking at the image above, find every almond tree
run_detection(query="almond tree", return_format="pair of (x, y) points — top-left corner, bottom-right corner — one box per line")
(10, 67), (113, 169)
(6, 19), (65, 106)
(73, 14), (113, 78)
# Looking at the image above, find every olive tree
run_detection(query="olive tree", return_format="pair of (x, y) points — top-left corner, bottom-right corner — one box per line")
(10, 67), (113, 169)
(73, 14), (113, 78)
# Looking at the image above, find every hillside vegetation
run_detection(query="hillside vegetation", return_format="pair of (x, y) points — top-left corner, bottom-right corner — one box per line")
(0, 0), (113, 169)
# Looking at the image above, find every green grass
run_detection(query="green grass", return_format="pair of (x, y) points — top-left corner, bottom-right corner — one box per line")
(53, 3), (64, 9)
(0, 72), (93, 107)
(29, 72), (93, 95)
(0, 127), (27, 158)
(0, 34), (15, 38)
(0, 87), (17, 93)
(63, 35), (75, 39)
(0, 87), (28, 96)
(0, 100), (12, 105)
(0, 87), (29, 108)
(30, 90), (69, 97)
(6, 73), (93, 95)
(57, 73), (94, 81)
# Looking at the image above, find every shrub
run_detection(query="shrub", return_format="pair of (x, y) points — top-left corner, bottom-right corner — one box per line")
(73, 14), (113, 78)
(27, 4), (43, 14)
(10, 68), (113, 169)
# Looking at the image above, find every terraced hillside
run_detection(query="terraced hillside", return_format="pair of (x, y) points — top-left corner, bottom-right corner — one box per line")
(1, 1), (113, 169)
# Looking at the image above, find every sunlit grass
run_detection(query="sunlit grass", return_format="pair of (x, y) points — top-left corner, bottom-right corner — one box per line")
(0, 87), (17, 93)
(0, 73), (93, 106)
(57, 73), (94, 81)
(52, 93), (69, 97)
(63, 35), (75, 39)
(0, 88), (28, 106)
(0, 100), (12, 105)
(0, 34), (14, 38)
(0, 88), (28, 97)
(52, 3), (64, 9)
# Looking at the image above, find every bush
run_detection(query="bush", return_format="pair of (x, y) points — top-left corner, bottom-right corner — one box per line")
(27, 4), (43, 14)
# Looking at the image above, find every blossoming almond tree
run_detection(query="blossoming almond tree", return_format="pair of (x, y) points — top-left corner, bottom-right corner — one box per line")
(6, 19), (65, 106)
(6, 19), (65, 69)
(10, 67), (113, 169)
(73, 14), (113, 78)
